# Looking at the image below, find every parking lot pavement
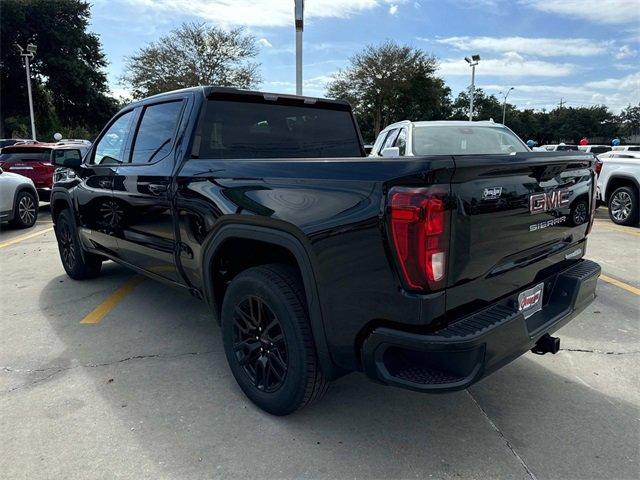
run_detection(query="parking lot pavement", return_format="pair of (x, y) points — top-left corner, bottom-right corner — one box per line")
(1, 208), (638, 480)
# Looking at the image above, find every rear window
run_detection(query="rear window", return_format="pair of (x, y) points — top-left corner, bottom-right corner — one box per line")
(0, 148), (51, 163)
(556, 145), (578, 151)
(198, 99), (362, 159)
(629, 146), (640, 151)
(412, 126), (527, 156)
(590, 146), (611, 155)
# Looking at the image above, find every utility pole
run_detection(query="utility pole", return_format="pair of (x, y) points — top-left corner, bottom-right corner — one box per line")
(558, 98), (565, 109)
(294, 0), (304, 95)
(501, 87), (514, 125)
(465, 55), (480, 121)
(16, 43), (37, 140)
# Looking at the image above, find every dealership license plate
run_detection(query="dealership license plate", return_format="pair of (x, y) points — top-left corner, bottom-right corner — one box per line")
(518, 282), (544, 319)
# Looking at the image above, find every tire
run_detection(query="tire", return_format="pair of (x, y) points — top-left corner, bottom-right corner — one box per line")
(221, 264), (329, 415)
(55, 209), (103, 279)
(608, 186), (639, 226)
(11, 190), (38, 228)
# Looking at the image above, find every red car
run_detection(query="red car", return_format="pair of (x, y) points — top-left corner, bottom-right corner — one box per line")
(0, 142), (89, 201)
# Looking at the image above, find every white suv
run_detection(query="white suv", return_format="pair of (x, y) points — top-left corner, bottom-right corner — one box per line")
(596, 151), (640, 226)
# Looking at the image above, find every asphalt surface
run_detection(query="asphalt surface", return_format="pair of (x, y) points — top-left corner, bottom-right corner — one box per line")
(1, 207), (638, 480)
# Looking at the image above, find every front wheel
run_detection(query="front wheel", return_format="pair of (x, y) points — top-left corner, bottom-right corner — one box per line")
(608, 186), (639, 226)
(221, 264), (329, 415)
(55, 209), (103, 279)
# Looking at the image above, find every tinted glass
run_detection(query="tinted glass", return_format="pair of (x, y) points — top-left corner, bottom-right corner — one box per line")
(199, 100), (362, 158)
(0, 149), (50, 162)
(556, 145), (579, 151)
(412, 126), (528, 155)
(590, 146), (611, 154)
(93, 110), (135, 165)
(629, 146), (640, 151)
(131, 101), (183, 164)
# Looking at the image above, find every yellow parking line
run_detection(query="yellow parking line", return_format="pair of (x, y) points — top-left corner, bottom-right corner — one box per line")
(80, 276), (145, 324)
(0, 227), (54, 249)
(593, 221), (640, 237)
(600, 274), (640, 296)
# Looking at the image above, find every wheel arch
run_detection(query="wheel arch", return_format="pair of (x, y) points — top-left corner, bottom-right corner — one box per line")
(201, 221), (340, 379)
(10, 184), (38, 222)
(604, 174), (639, 202)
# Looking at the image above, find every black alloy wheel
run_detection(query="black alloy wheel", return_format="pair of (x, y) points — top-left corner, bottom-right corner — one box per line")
(55, 210), (103, 280)
(58, 219), (77, 271)
(221, 264), (329, 415)
(232, 295), (288, 393)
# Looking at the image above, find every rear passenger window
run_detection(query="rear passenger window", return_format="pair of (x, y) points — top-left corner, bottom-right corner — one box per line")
(130, 101), (183, 164)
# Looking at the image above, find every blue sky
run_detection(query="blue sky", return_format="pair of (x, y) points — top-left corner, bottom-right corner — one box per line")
(90, 0), (639, 112)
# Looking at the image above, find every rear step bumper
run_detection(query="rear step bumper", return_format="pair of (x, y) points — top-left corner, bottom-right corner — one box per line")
(361, 259), (601, 393)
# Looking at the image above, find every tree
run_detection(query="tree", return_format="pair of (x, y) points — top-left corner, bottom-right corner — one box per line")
(450, 89), (503, 121)
(0, 0), (118, 139)
(326, 41), (451, 142)
(618, 104), (640, 139)
(121, 23), (261, 99)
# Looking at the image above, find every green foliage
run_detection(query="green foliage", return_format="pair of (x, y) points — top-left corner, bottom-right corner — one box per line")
(326, 41), (451, 142)
(120, 22), (261, 99)
(0, 0), (118, 140)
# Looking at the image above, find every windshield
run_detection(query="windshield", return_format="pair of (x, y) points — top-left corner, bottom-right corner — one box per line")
(198, 99), (363, 159)
(0, 148), (51, 162)
(412, 125), (528, 156)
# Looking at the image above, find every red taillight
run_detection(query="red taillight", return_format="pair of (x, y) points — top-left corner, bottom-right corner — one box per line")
(388, 187), (449, 291)
(594, 159), (603, 176)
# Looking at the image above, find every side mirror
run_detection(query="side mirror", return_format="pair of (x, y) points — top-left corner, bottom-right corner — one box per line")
(381, 146), (400, 158)
(363, 144), (373, 155)
(52, 148), (83, 168)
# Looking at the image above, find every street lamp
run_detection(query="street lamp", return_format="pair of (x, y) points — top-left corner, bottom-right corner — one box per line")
(294, 0), (304, 95)
(16, 43), (37, 140)
(464, 54), (480, 121)
(501, 87), (514, 125)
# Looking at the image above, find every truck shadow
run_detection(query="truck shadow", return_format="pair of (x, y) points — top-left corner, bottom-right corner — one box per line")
(33, 264), (639, 479)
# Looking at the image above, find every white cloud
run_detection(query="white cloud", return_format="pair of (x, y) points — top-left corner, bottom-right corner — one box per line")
(124, 0), (379, 27)
(482, 73), (640, 112)
(585, 72), (640, 90)
(438, 52), (575, 77)
(614, 44), (637, 60)
(388, 4), (399, 14)
(520, 0), (640, 25)
(435, 36), (608, 57)
(258, 38), (273, 48)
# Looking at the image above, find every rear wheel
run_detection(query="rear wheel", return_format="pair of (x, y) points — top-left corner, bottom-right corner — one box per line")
(608, 186), (638, 226)
(11, 190), (38, 228)
(221, 264), (329, 415)
(55, 209), (103, 279)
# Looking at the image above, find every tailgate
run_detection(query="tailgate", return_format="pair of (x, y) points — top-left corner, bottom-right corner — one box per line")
(446, 151), (594, 314)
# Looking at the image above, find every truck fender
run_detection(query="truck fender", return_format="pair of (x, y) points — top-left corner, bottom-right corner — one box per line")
(200, 221), (340, 379)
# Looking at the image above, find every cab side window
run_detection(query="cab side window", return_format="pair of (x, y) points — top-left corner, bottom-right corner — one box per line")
(130, 101), (184, 164)
(383, 129), (400, 149)
(92, 110), (135, 165)
(394, 128), (407, 156)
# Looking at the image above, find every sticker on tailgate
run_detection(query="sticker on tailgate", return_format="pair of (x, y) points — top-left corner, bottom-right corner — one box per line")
(518, 282), (544, 319)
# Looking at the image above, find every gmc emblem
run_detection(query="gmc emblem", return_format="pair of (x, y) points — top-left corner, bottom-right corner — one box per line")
(529, 189), (570, 214)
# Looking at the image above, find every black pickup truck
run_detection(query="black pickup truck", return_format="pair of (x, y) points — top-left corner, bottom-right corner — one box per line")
(51, 87), (601, 415)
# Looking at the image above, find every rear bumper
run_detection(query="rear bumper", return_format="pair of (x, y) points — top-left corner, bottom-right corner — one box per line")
(361, 259), (601, 392)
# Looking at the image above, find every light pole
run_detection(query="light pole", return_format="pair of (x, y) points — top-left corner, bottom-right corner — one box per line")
(16, 43), (37, 140)
(465, 54), (480, 121)
(501, 87), (514, 125)
(294, 0), (304, 95)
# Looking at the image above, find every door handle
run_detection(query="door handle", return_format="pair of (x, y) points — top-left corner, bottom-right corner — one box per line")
(148, 183), (168, 195)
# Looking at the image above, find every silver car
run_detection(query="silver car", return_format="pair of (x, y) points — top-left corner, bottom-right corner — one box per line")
(0, 166), (39, 228)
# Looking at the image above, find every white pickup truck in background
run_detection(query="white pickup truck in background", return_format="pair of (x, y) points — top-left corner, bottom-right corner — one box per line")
(596, 151), (640, 226)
